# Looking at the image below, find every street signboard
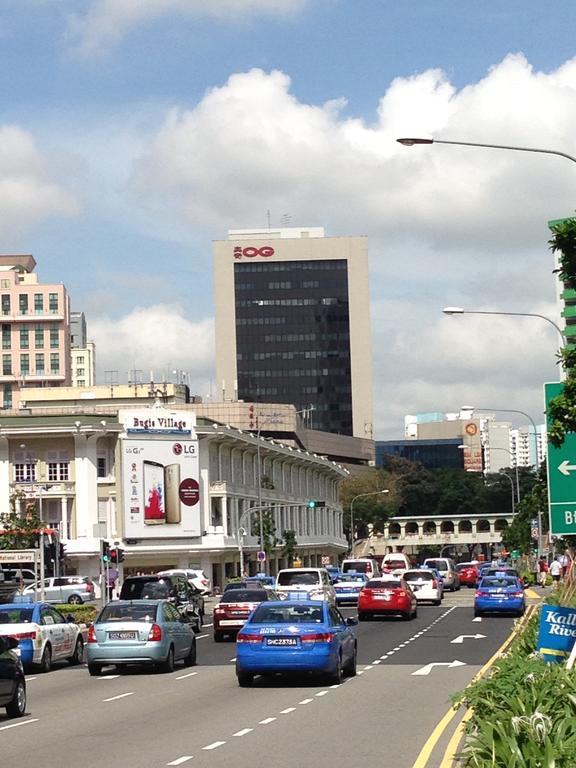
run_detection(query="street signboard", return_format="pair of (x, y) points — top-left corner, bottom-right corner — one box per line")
(545, 382), (576, 536)
(0, 549), (38, 564)
(531, 518), (539, 540)
(537, 603), (576, 663)
(257, 550), (266, 562)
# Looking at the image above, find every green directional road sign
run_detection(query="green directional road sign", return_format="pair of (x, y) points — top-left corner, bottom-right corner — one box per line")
(545, 382), (576, 536)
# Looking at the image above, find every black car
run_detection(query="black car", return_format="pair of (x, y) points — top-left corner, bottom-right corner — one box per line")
(119, 575), (203, 631)
(0, 636), (26, 718)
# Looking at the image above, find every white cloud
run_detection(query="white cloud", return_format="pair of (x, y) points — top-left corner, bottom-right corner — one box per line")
(0, 125), (79, 243)
(66, 0), (309, 56)
(90, 305), (215, 395)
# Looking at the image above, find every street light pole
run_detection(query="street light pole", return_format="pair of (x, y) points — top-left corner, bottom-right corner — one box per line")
(442, 307), (566, 346)
(489, 446), (521, 504)
(349, 490), (389, 555)
(486, 473), (516, 516)
(396, 137), (576, 166)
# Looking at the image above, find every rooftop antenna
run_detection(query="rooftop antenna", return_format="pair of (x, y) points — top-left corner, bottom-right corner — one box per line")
(280, 213), (291, 226)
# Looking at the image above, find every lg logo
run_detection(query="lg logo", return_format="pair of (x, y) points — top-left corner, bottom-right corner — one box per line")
(233, 246), (275, 260)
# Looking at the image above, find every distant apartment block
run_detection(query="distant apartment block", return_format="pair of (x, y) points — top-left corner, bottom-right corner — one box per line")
(71, 342), (96, 387)
(0, 255), (71, 408)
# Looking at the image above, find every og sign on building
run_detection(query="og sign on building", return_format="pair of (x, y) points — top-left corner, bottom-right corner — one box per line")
(120, 408), (201, 538)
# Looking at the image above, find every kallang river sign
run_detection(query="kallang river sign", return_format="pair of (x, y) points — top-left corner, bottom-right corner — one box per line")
(537, 603), (576, 663)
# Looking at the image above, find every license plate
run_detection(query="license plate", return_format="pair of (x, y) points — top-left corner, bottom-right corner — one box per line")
(374, 594), (391, 601)
(265, 637), (298, 647)
(219, 619), (245, 626)
(108, 631), (137, 640)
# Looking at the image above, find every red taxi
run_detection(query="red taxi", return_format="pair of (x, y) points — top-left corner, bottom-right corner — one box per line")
(358, 578), (418, 621)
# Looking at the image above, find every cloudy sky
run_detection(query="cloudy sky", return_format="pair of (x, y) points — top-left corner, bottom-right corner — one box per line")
(2, 0), (575, 438)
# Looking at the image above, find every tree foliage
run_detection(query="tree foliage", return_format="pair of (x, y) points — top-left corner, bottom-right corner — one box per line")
(281, 529), (298, 565)
(0, 490), (43, 550)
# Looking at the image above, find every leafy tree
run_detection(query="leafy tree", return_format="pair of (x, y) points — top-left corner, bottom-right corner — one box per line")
(339, 467), (396, 541)
(502, 465), (548, 554)
(547, 217), (576, 446)
(251, 507), (280, 559)
(0, 490), (43, 550)
(281, 529), (298, 565)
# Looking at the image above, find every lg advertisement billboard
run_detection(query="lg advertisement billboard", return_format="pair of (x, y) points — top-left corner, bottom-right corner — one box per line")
(120, 409), (201, 539)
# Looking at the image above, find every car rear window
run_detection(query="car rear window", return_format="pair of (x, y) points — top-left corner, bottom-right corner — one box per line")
(250, 604), (324, 624)
(367, 579), (401, 588)
(220, 590), (268, 603)
(424, 560), (446, 571)
(404, 572), (433, 582)
(342, 561), (371, 574)
(121, 579), (170, 599)
(336, 574), (366, 583)
(98, 603), (159, 622)
(383, 560), (407, 570)
(277, 571), (320, 586)
(481, 577), (517, 588)
(0, 608), (34, 624)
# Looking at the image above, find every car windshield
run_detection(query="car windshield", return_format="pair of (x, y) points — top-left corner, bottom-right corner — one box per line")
(250, 604), (325, 624)
(336, 574), (365, 583)
(98, 603), (159, 622)
(0, 608), (34, 624)
(122, 580), (170, 599)
(342, 562), (371, 573)
(220, 590), (268, 603)
(404, 572), (433, 582)
(224, 582), (250, 591)
(424, 560), (445, 570)
(383, 561), (407, 570)
(277, 571), (320, 586)
(481, 578), (518, 588)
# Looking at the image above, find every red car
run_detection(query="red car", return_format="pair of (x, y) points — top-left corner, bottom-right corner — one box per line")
(213, 588), (274, 642)
(456, 563), (479, 588)
(358, 578), (418, 621)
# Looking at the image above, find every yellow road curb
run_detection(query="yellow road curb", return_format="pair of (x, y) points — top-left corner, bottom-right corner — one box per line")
(411, 603), (538, 768)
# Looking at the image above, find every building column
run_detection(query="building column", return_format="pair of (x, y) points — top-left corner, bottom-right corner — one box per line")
(74, 434), (99, 538)
(0, 437), (10, 515)
(60, 497), (69, 540)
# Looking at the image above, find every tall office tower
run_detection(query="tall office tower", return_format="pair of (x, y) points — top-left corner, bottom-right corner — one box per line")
(70, 312), (96, 387)
(70, 311), (87, 348)
(213, 227), (373, 438)
(0, 254), (71, 408)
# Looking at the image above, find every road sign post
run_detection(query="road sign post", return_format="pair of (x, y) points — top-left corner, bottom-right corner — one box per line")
(545, 382), (576, 537)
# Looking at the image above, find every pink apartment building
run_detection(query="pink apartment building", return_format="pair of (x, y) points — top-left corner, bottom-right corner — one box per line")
(0, 254), (71, 408)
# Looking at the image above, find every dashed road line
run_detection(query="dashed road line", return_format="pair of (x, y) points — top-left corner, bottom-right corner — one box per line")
(299, 698), (313, 704)
(259, 717), (276, 725)
(315, 690), (329, 696)
(167, 756), (193, 766)
(202, 741), (225, 751)
(103, 692), (134, 702)
(175, 672), (198, 680)
(0, 718), (39, 732)
(280, 707), (296, 714)
(196, 634), (209, 640)
(233, 728), (253, 737)
(97, 675), (120, 680)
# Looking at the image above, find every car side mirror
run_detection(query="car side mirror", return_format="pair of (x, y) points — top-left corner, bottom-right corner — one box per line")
(345, 617), (358, 626)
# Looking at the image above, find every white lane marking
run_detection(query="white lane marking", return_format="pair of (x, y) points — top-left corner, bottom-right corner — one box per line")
(363, 665), (373, 670)
(202, 741), (225, 751)
(229, 657), (236, 662)
(280, 707), (296, 713)
(97, 675), (120, 680)
(357, 671), (364, 675)
(393, 647), (400, 651)
(167, 757), (194, 766)
(299, 698), (313, 704)
(259, 717), (276, 725)
(175, 672), (198, 680)
(25, 677), (37, 682)
(372, 660), (381, 664)
(233, 728), (253, 737)
(196, 634), (209, 639)
(0, 718), (39, 732)
(472, 617), (482, 623)
(103, 692), (134, 702)
(329, 684), (340, 689)
(203, 623), (213, 628)
(315, 690), (329, 696)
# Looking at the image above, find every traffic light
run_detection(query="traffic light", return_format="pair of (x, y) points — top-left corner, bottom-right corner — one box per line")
(117, 548), (125, 563)
(101, 540), (111, 563)
(307, 500), (325, 509)
(59, 543), (66, 561)
(109, 548), (125, 564)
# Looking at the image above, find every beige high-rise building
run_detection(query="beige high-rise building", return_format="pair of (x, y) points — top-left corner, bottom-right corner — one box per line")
(213, 227), (373, 439)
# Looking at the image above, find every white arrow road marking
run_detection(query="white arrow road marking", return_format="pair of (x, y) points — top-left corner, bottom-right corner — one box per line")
(412, 660), (467, 676)
(558, 459), (576, 475)
(472, 617), (482, 623)
(451, 633), (486, 644)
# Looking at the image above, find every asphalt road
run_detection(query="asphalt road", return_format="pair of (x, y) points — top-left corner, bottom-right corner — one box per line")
(0, 589), (523, 768)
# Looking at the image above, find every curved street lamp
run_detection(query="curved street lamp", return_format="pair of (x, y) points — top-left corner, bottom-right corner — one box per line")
(349, 490), (389, 555)
(396, 137), (576, 165)
(442, 306), (566, 346)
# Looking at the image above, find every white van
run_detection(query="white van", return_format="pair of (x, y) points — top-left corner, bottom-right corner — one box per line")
(381, 553), (412, 574)
(275, 567), (336, 604)
(341, 558), (380, 579)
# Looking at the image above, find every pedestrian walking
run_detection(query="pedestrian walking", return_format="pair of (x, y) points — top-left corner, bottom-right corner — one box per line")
(549, 559), (562, 584)
(559, 551), (571, 578)
(107, 566), (119, 600)
(537, 556), (549, 587)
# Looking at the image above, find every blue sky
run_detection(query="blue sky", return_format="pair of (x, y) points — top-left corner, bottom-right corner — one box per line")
(2, 0), (576, 437)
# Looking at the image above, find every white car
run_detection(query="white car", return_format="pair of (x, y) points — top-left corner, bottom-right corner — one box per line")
(402, 569), (442, 605)
(275, 567), (336, 604)
(157, 569), (212, 596)
(0, 602), (84, 672)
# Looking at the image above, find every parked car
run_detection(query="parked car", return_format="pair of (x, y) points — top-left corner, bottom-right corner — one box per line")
(235, 600), (357, 686)
(422, 558), (460, 592)
(157, 568), (211, 596)
(456, 562), (479, 588)
(402, 569), (442, 605)
(358, 578), (418, 621)
(0, 635), (26, 718)
(23, 576), (96, 605)
(275, 568), (336, 604)
(119, 575), (203, 630)
(474, 575), (526, 617)
(0, 602), (84, 672)
(213, 588), (275, 642)
(333, 573), (368, 605)
(87, 599), (197, 675)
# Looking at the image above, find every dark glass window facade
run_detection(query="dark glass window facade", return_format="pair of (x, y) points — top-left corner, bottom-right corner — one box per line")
(235, 259), (352, 434)
(376, 439), (465, 470)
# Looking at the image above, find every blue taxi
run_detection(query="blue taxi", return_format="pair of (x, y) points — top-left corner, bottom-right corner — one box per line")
(474, 575), (526, 617)
(235, 600), (357, 686)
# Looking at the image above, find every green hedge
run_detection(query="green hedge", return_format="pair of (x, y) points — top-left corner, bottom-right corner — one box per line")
(56, 604), (98, 624)
(454, 589), (576, 767)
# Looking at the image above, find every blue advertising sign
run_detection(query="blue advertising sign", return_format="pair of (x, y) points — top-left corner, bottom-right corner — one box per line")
(537, 603), (576, 663)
